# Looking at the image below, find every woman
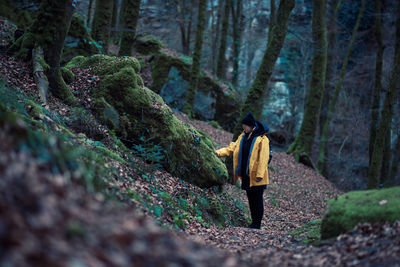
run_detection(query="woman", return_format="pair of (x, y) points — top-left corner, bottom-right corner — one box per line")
(216, 112), (270, 229)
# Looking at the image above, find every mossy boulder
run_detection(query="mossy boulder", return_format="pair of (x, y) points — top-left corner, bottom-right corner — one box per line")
(62, 13), (100, 64)
(66, 54), (141, 75)
(90, 64), (227, 187)
(133, 34), (163, 55)
(151, 52), (241, 131)
(321, 186), (400, 240)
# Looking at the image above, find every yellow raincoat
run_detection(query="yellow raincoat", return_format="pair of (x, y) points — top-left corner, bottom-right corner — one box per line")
(216, 132), (270, 188)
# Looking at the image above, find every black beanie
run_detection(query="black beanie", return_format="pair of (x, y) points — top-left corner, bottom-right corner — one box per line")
(241, 112), (256, 127)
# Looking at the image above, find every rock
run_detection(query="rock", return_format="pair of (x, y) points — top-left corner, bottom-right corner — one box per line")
(62, 13), (101, 64)
(321, 186), (400, 239)
(133, 34), (163, 55)
(262, 81), (302, 136)
(66, 55), (228, 187)
(151, 52), (241, 131)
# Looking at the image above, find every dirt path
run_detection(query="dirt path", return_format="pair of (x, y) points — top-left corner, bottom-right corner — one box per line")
(178, 116), (400, 267)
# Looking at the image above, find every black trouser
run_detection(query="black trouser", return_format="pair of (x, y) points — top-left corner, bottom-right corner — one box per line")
(246, 187), (264, 228)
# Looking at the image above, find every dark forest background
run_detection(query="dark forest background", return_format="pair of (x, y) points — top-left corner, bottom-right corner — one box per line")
(2, 0), (400, 191)
(74, 0), (399, 191)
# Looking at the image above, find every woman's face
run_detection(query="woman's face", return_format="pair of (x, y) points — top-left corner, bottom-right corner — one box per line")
(242, 124), (253, 134)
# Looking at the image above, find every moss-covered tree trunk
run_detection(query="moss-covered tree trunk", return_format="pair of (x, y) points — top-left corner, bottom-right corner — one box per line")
(231, 0), (243, 87)
(317, 0), (366, 169)
(182, 0), (207, 117)
(175, 0), (194, 55)
(91, 0), (113, 53)
(318, 0), (342, 176)
(267, 0), (276, 45)
(87, 0), (94, 26)
(44, 0), (77, 105)
(10, 0), (77, 105)
(118, 0), (142, 56)
(389, 134), (400, 185)
(367, 1), (400, 189)
(216, 0), (231, 79)
(369, 0), (384, 162)
(381, 126), (392, 184)
(287, 0), (327, 167)
(211, 0), (224, 72)
(111, 0), (119, 41)
(233, 0), (295, 139)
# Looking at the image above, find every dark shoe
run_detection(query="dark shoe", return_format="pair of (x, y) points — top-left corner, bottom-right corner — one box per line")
(248, 223), (260, 229)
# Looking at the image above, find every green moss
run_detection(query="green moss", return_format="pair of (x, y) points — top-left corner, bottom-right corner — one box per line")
(118, 0), (142, 56)
(58, 125), (77, 138)
(38, 56), (50, 72)
(195, 128), (215, 150)
(77, 54), (141, 75)
(133, 34), (163, 55)
(12, 32), (35, 60)
(24, 99), (43, 120)
(137, 56), (146, 70)
(91, 0), (113, 49)
(49, 69), (77, 106)
(136, 74), (144, 88)
(151, 53), (191, 94)
(61, 67), (75, 84)
(321, 186), (400, 239)
(0, 0), (32, 29)
(95, 146), (127, 164)
(93, 65), (228, 187)
(65, 56), (86, 69)
(289, 219), (322, 245)
(209, 120), (222, 129)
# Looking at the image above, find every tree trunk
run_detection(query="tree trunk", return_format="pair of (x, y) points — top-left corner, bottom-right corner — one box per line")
(317, 0), (366, 170)
(87, 0), (94, 26)
(231, 0), (243, 87)
(369, 0), (384, 162)
(318, 0), (342, 176)
(32, 46), (48, 105)
(287, 0), (327, 167)
(367, 1), (400, 189)
(111, 0), (119, 41)
(92, 0), (114, 53)
(211, 0), (224, 73)
(118, 0), (142, 56)
(10, 0), (77, 105)
(380, 125), (392, 184)
(182, 0), (208, 117)
(389, 134), (400, 185)
(216, 0), (231, 79)
(175, 0), (194, 55)
(233, 0), (295, 139)
(267, 0), (276, 44)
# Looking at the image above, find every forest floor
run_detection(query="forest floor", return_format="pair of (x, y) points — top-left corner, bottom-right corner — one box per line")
(1, 32), (400, 266)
